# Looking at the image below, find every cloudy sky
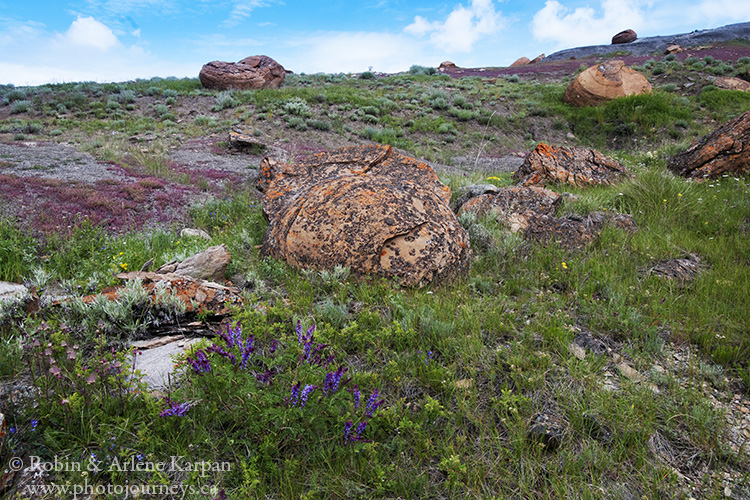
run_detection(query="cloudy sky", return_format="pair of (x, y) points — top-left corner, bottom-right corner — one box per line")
(1, 0), (749, 86)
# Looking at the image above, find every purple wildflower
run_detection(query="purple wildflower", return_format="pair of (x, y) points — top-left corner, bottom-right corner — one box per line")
(323, 365), (348, 395)
(352, 385), (361, 410)
(187, 349), (211, 374)
(255, 370), (275, 385)
(343, 420), (353, 442)
(270, 339), (278, 353)
(240, 335), (255, 370)
(159, 398), (190, 417)
(212, 489), (227, 500)
(208, 343), (236, 365)
(355, 421), (367, 440)
(426, 350), (433, 364)
(365, 389), (383, 417)
(300, 384), (318, 408)
(289, 382), (301, 407)
(296, 320), (303, 344)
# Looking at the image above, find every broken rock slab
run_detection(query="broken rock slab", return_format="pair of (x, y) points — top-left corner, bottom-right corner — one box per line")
(131, 336), (202, 390)
(156, 244), (231, 282)
(456, 186), (562, 232)
(514, 143), (631, 188)
(642, 254), (705, 285)
(667, 110), (750, 179)
(524, 212), (636, 250)
(93, 272), (244, 316)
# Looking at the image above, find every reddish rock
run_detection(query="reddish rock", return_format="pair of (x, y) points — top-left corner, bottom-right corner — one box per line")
(514, 143), (631, 187)
(715, 76), (750, 92)
(88, 272), (244, 316)
(667, 110), (750, 178)
(612, 29), (637, 44)
(530, 54), (546, 64)
(199, 55), (286, 90)
(510, 56), (531, 67)
(563, 60), (651, 107)
(439, 61), (457, 69)
(257, 145), (471, 287)
(457, 186), (562, 232)
(665, 44), (683, 54)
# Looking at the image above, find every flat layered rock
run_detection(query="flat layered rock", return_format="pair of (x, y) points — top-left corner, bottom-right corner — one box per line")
(667, 110), (750, 178)
(514, 143), (631, 187)
(257, 145), (471, 287)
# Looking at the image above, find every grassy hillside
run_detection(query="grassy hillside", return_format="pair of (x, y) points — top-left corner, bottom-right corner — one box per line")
(0, 53), (749, 498)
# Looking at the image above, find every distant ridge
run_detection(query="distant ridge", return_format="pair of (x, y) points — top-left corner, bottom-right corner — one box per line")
(545, 21), (750, 61)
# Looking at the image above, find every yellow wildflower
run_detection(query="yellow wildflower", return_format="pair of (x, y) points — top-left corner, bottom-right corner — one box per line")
(562, 262), (568, 270)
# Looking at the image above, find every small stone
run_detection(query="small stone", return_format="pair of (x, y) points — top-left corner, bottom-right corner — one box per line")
(724, 486), (732, 498)
(569, 342), (586, 360)
(181, 228), (212, 240)
(454, 379), (474, 389)
(618, 362), (644, 382)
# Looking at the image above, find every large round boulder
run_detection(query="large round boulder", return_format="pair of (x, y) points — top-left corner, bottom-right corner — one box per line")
(612, 29), (637, 44)
(257, 145), (471, 287)
(199, 55), (286, 90)
(563, 60), (651, 107)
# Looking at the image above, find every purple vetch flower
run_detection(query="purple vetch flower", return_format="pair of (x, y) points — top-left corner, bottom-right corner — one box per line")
(270, 339), (278, 354)
(30, 419), (38, 430)
(352, 385), (361, 410)
(255, 370), (275, 385)
(299, 384), (318, 408)
(365, 389), (384, 417)
(323, 365), (348, 395)
(343, 420), (353, 442)
(296, 320), (303, 344)
(426, 350), (433, 364)
(208, 343), (237, 365)
(187, 349), (211, 374)
(240, 335), (255, 370)
(289, 382), (301, 407)
(355, 421), (367, 440)
(159, 398), (191, 417)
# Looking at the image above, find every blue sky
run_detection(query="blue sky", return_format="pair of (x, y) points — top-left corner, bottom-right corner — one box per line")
(1, 0), (749, 86)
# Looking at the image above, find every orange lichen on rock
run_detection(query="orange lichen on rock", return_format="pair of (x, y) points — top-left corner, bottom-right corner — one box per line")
(257, 145), (471, 287)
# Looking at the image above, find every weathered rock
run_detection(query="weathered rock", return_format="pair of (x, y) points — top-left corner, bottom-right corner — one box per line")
(181, 228), (212, 241)
(524, 212), (636, 250)
(439, 61), (457, 69)
(665, 44), (683, 54)
(174, 244), (230, 282)
(530, 54), (545, 64)
(457, 186), (562, 233)
(0, 282), (28, 305)
(451, 183), (500, 212)
(131, 336), (202, 389)
(643, 254), (705, 284)
(715, 76), (750, 92)
(257, 145), (471, 287)
(199, 55), (286, 90)
(563, 60), (652, 107)
(228, 127), (268, 153)
(514, 143), (631, 187)
(92, 272), (244, 316)
(510, 56), (531, 67)
(612, 29), (637, 44)
(527, 412), (567, 451)
(667, 110), (750, 178)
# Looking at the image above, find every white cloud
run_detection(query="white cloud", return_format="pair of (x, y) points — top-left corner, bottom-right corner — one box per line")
(61, 16), (120, 50)
(531, 0), (647, 49)
(282, 31), (424, 74)
(225, 0), (275, 26)
(688, 0), (750, 25)
(404, 0), (503, 53)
